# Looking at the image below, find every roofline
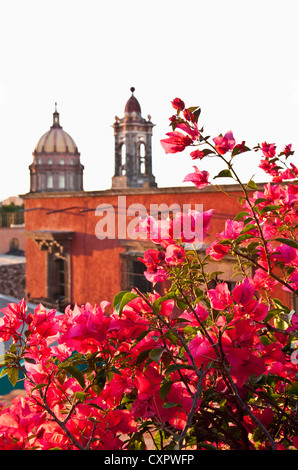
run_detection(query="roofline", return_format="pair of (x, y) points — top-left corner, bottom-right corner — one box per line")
(20, 181), (269, 200)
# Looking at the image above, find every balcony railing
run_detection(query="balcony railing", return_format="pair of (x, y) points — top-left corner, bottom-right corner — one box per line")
(0, 211), (24, 228)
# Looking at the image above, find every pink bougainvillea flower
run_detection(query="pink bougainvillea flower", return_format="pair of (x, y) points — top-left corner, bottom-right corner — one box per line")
(183, 166), (209, 189)
(243, 406), (274, 433)
(280, 163), (298, 180)
(135, 365), (162, 399)
(171, 98), (185, 111)
(225, 347), (266, 387)
(279, 143), (294, 158)
(213, 131), (236, 155)
(188, 332), (218, 368)
(207, 282), (233, 310)
(218, 218), (245, 241)
(261, 141), (276, 159)
(165, 244), (185, 265)
(253, 268), (278, 292)
(136, 215), (175, 246)
(273, 244), (298, 266)
(161, 131), (193, 154)
(175, 122), (200, 141)
(138, 248), (163, 272)
(183, 108), (194, 122)
(206, 241), (230, 260)
(144, 266), (168, 285)
(190, 149), (205, 160)
(232, 277), (255, 306)
(172, 208), (214, 244)
(180, 303), (209, 326)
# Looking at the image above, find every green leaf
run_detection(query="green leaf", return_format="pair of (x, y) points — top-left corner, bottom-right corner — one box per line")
(247, 180), (258, 190)
(153, 292), (176, 311)
(163, 402), (180, 409)
(149, 348), (165, 363)
(165, 363), (194, 376)
(286, 382), (298, 395)
(159, 381), (173, 401)
(31, 383), (47, 392)
(113, 291), (139, 316)
(61, 365), (86, 389)
(254, 197), (267, 205)
(234, 233), (255, 244)
(135, 349), (151, 365)
(234, 211), (249, 221)
(260, 205), (281, 213)
(24, 357), (36, 364)
(7, 367), (19, 387)
(275, 238), (298, 249)
(197, 443), (218, 450)
(214, 169), (233, 179)
(240, 223), (256, 234)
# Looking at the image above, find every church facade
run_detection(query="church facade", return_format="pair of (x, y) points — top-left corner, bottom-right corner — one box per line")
(22, 90), (292, 312)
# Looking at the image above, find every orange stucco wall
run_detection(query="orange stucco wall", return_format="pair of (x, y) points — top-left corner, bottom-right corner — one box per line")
(23, 185), (292, 308)
(0, 227), (25, 254)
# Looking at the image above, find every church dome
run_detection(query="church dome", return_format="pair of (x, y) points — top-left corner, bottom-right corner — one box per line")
(34, 105), (78, 154)
(124, 87), (141, 115)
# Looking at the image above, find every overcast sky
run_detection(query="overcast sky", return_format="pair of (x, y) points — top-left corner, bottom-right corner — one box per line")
(0, 0), (297, 202)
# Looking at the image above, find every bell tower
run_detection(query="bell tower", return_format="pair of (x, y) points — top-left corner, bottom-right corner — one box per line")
(112, 87), (157, 188)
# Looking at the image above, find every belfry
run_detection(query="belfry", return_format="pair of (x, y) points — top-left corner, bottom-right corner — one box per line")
(112, 87), (157, 188)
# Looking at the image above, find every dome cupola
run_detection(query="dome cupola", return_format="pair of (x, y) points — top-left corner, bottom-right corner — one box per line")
(29, 104), (84, 193)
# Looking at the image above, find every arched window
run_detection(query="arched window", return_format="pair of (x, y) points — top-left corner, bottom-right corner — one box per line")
(69, 174), (75, 189)
(47, 175), (53, 189)
(138, 142), (146, 174)
(59, 158), (65, 165)
(9, 238), (19, 253)
(120, 143), (126, 175)
(48, 158), (52, 165)
(59, 174), (65, 189)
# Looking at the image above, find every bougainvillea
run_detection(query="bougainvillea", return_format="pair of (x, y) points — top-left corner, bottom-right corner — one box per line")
(0, 98), (297, 450)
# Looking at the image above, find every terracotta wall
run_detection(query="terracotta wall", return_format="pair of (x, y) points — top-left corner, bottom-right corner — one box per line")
(23, 186), (292, 308)
(0, 227), (25, 254)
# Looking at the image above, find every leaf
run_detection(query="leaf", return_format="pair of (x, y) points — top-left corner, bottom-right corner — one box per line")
(234, 233), (255, 244)
(113, 291), (139, 316)
(275, 238), (298, 249)
(260, 205), (281, 214)
(61, 365), (86, 389)
(197, 443), (218, 450)
(214, 169), (233, 179)
(7, 367), (19, 387)
(153, 292), (176, 311)
(247, 180), (258, 190)
(240, 223), (256, 234)
(286, 382), (298, 395)
(149, 348), (165, 363)
(162, 402), (180, 409)
(234, 211), (249, 221)
(135, 349), (151, 365)
(165, 363), (194, 376)
(254, 197), (267, 205)
(159, 381), (173, 401)
(24, 357), (36, 364)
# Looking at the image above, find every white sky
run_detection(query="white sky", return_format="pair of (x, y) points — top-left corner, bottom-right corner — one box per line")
(0, 0), (297, 202)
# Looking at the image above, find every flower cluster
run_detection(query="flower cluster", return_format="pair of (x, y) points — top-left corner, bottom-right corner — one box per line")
(0, 98), (297, 451)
